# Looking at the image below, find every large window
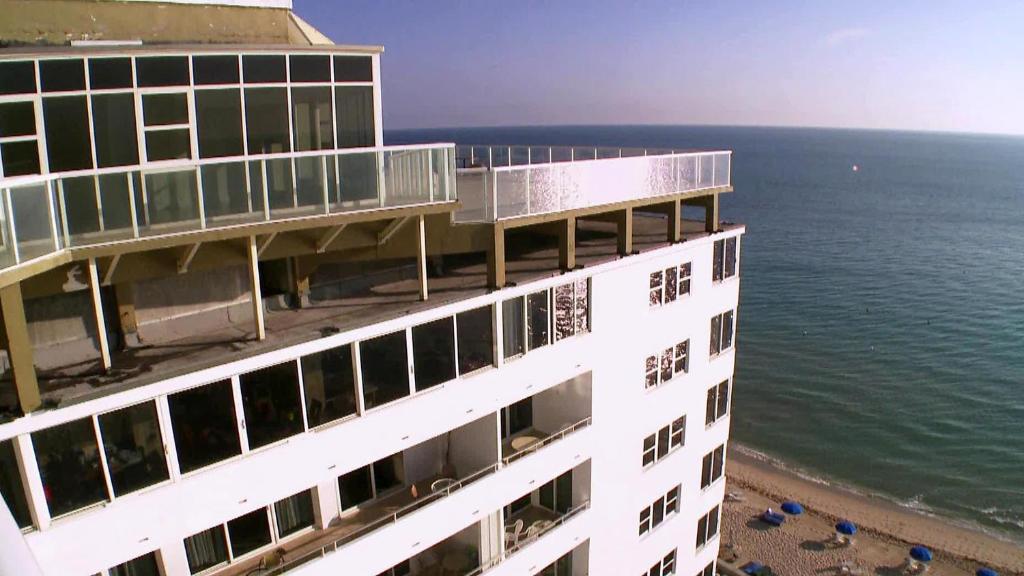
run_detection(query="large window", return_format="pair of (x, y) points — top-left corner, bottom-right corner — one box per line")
(168, 380), (242, 473)
(502, 297), (525, 360)
(644, 340), (689, 389)
(527, 290), (550, 351)
(644, 549), (676, 576)
(641, 415), (685, 468)
(226, 508), (272, 558)
(195, 89), (244, 158)
(97, 401), (169, 497)
(32, 417), (107, 517)
(701, 445), (726, 489)
(338, 451), (404, 511)
(705, 380), (731, 427)
(638, 485), (680, 536)
(108, 551), (161, 576)
(695, 505), (721, 549)
(538, 469), (572, 514)
(91, 93), (139, 167)
(709, 309), (735, 357)
(412, 317), (456, 391)
(292, 86), (334, 151)
(360, 330), (410, 409)
(274, 489), (315, 538)
(649, 262), (691, 307)
(184, 525), (229, 574)
(456, 305), (494, 375)
(239, 361), (305, 449)
(501, 397), (533, 439)
(334, 86), (374, 148)
(554, 279), (589, 340)
(0, 100), (41, 177)
(712, 237), (738, 282)
(244, 88), (290, 154)
(141, 92), (192, 161)
(43, 96), (93, 171)
(504, 279), (590, 362)
(301, 344), (357, 427)
(0, 439), (31, 529)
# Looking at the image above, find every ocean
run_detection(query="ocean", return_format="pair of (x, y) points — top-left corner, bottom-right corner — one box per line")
(386, 125), (1024, 543)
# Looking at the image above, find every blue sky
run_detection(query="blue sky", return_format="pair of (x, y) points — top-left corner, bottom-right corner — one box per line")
(294, 0), (1024, 135)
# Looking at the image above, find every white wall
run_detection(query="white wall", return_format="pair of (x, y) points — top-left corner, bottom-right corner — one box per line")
(532, 372), (592, 434)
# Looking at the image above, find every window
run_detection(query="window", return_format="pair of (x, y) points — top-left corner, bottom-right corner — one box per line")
(239, 361), (305, 449)
(40, 59), (85, 92)
(537, 550), (572, 576)
(649, 262), (691, 307)
(709, 310), (735, 357)
(88, 58), (132, 90)
(360, 330), (410, 409)
(0, 100), (40, 177)
(108, 551), (160, 576)
(136, 56), (189, 87)
(696, 505), (720, 549)
(538, 469), (572, 515)
(705, 380), (730, 426)
(338, 465), (373, 509)
(713, 237), (738, 282)
(642, 415), (685, 468)
(412, 317), (456, 391)
(289, 55), (331, 83)
(274, 490), (315, 538)
(291, 86), (334, 151)
(195, 89), (244, 158)
(527, 290), (550, 351)
(32, 417), (107, 517)
(168, 380), (242, 474)
(338, 452), (404, 511)
(227, 508), (272, 558)
(644, 340), (689, 389)
(244, 88), (291, 154)
(701, 445), (726, 489)
(184, 525), (228, 574)
(456, 305), (494, 375)
(638, 485), (680, 536)
(141, 92), (192, 161)
(0, 439), (32, 529)
(697, 561), (715, 576)
(43, 96), (93, 171)
(501, 397), (533, 439)
(503, 279), (590, 361)
(92, 93), (140, 167)
(554, 279), (589, 340)
(334, 86), (374, 148)
(372, 453), (404, 495)
(502, 297), (525, 360)
(0, 61), (36, 95)
(334, 56), (373, 82)
(243, 55), (286, 83)
(645, 549), (677, 576)
(97, 401), (169, 497)
(193, 55), (239, 85)
(300, 344), (357, 427)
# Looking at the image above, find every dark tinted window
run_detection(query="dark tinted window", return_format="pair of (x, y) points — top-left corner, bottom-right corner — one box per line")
(43, 96), (93, 171)
(0, 61), (36, 95)
(239, 361), (304, 449)
(39, 59), (85, 92)
(527, 290), (549, 351)
(136, 56), (189, 87)
(145, 129), (191, 162)
(333, 56), (373, 82)
(98, 402), (169, 497)
(335, 86), (374, 148)
(193, 55), (239, 85)
(109, 552), (160, 576)
(226, 508), (271, 557)
(88, 58), (132, 89)
(338, 465), (372, 509)
(502, 298), (524, 359)
(274, 490), (315, 537)
(456, 306), (493, 375)
(142, 93), (188, 126)
(92, 93), (139, 167)
(0, 439), (32, 529)
(372, 453), (402, 494)
(360, 331), (410, 409)
(503, 397), (532, 438)
(32, 418), (107, 517)
(289, 55), (330, 82)
(0, 141), (40, 176)
(412, 317), (455, 391)
(0, 102), (35, 138)
(300, 344), (357, 427)
(291, 86), (333, 151)
(168, 381), (241, 473)
(242, 55), (286, 83)
(184, 526), (228, 574)
(245, 88), (290, 154)
(195, 89), (243, 158)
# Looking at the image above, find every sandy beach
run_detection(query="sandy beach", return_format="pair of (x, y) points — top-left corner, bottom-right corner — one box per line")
(721, 446), (1024, 576)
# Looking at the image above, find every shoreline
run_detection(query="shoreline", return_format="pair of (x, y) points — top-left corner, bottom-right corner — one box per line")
(726, 443), (1024, 574)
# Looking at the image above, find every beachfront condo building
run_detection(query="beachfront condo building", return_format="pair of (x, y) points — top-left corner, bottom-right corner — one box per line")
(0, 1), (742, 575)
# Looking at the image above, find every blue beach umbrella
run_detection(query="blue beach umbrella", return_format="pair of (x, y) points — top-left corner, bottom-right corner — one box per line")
(835, 520), (857, 535)
(909, 546), (932, 562)
(976, 569), (997, 576)
(781, 501), (804, 515)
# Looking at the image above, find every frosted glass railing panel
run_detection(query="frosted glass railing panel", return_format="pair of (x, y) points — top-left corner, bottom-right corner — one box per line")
(5, 182), (60, 264)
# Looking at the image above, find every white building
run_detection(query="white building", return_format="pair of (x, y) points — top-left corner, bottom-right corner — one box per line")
(0, 1), (742, 575)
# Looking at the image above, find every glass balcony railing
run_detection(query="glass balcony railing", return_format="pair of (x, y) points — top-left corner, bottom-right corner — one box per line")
(454, 145), (731, 223)
(0, 143), (455, 270)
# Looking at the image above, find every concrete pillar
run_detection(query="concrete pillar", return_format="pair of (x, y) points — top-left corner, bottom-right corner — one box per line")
(615, 208), (633, 256)
(667, 198), (682, 243)
(246, 236), (266, 341)
(0, 283), (39, 414)
(704, 194), (719, 233)
(415, 214), (428, 301)
(558, 216), (576, 271)
(290, 257), (312, 309)
(114, 282), (140, 348)
(87, 259), (111, 371)
(486, 224), (506, 290)
(313, 480), (340, 529)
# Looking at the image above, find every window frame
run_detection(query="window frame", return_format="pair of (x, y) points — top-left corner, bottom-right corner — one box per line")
(709, 309), (736, 358)
(642, 414), (686, 469)
(705, 380), (731, 428)
(649, 262), (692, 308)
(713, 237), (739, 283)
(645, 339), (690, 390)
(701, 444), (726, 490)
(638, 485), (682, 538)
(0, 97), (44, 179)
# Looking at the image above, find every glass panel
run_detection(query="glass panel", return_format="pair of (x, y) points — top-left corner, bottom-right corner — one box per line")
(0, 439), (32, 529)
(274, 490), (315, 538)
(142, 170), (198, 225)
(725, 237), (737, 278)
(555, 470), (572, 513)
(713, 446), (725, 480)
(336, 151), (378, 205)
(717, 381), (730, 418)
(227, 508), (272, 557)
(554, 284), (575, 341)
(292, 86), (334, 151)
(372, 453), (403, 494)
(145, 129), (191, 161)
(707, 506), (719, 538)
(713, 240), (723, 281)
(456, 305), (493, 375)
(412, 316), (455, 391)
(674, 341), (688, 373)
(97, 173), (136, 235)
(710, 314), (721, 356)
(239, 361), (304, 449)
(32, 417), (107, 517)
(539, 479), (554, 510)
(507, 397), (532, 436)
(645, 355), (658, 388)
(92, 93), (139, 167)
(39, 59), (85, 92)
(258, 157), (295, 211)
(10, 183), (55, 262)
(696, 515), (708, 547)
(0, 61), (36, 95)
(195, 89), (244, 158)
(656, 427), (669, 459)
(300, 344), (357, 427)
(109, 552), (160, 576)
(664, 267), (677, 302)
(98, 401), (169, 497)
(201, 162), (251, 220)
(184, 526), (228, 574)
(333, 56), (373, 82)
(193, 55), (239, 85)
(701, 453), (713, 488)
(652, 496), (664, 526)
(706, 388), (717, 426)
(136, 56), (189, 87)
(0, 102), (35, 138)
(61, 176), (100, 237)
(660, 348), (673, 383)
(526, 291), (549, 351)
(338, 465), (372, 509)
(294, 155), (326, 211)
(242, 55), (286, 83)
(244, 88), (290, 154)
(722, 310), (734, 350)
(360, 330), (410, 409)
(168, 380), (242, 474)
(43, 96), (93, 172)
(142, 93), (188, 126)
(334, 86), (374, 148)
(88, 58), (132, 90)
(502, 298), (524, 359)
(289, 55), (330, 83)
(1, 141), (40, 176)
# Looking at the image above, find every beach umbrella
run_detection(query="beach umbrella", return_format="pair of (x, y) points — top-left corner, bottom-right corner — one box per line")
(781, 501), (804, 515)
(976, 569), (997, 576)
(909, 546), (932, 562)
(835, 520), (857, 535)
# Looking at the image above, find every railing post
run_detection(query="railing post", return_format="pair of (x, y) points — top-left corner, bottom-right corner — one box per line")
(45, 181), (59, 252)
(194, 168), (206, 229)
(57, 179), (71, 248)
(5, 188), (20, 264)
(126, 172), (140, 239)
(321, 154), (330, 214)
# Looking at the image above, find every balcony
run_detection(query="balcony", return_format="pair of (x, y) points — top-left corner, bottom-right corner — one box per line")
(454, 146), (731, 224)
(500, 374), (592, 465)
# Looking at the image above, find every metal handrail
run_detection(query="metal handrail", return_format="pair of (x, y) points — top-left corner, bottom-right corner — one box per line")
(502, 416), (592, 466)
(455, 144), (731, 170)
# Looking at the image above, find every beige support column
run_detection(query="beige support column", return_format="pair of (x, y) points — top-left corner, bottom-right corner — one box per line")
(415, 214), (428, 301)
(290, 257), (312, 309)
(86, 259), (111, 371)
(559, 216), (576, 271)
(247, 236), (266, 341)
(486, 223), (506, 290)
(667, 198), (682, 243)
(114, 282), (140, 348)
(616, 207), (633, 256)
(0, 283), (39, 413)
(705, 194), (720, 233)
